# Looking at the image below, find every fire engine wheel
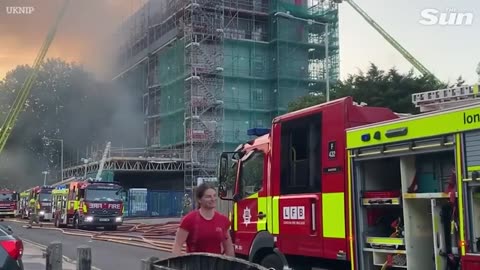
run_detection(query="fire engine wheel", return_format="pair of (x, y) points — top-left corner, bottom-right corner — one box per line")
(260, 253), (284, 270)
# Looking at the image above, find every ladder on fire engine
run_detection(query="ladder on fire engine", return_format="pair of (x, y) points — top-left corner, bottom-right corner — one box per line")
(412, 84), (480, 112)
(95, 141), (111, 181)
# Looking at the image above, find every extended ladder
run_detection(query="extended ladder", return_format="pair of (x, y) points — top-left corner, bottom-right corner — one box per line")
(412, 84), (480, 112)
(0, 0), (71, 156)
(95, 141), (111, 181)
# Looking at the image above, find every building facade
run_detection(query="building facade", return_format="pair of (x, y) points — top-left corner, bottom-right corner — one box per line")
(113, 0), (339, 194)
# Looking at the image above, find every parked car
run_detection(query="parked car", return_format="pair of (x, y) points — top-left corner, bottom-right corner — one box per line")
(0, 223), (23, 269)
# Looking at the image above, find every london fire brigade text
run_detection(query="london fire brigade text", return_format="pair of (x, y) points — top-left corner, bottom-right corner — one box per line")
(282, 206), (305, 225)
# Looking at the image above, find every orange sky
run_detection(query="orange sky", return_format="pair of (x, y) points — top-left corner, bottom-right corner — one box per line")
(0, 0), (144, 80)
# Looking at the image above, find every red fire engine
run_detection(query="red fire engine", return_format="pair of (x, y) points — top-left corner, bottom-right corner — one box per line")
(218, 97), (399, 270)
(31, 186), (54, 221)
(218, 84), (480, 270)
(0, 189), (19, 218)
(52, 180), (124, 230)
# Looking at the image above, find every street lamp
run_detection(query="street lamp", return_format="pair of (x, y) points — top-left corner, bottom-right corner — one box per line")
(81, 158), (91, 179)
(274, 11), (330, 102)
(42, 136), (64, 181)
(42, 171), (49, 186)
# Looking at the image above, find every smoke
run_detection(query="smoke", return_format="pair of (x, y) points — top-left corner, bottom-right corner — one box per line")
(0, 60), (146, 188)
(58, 74), (145, 154)
(0, 147), (45, 190)
(0, 0), (149, 188)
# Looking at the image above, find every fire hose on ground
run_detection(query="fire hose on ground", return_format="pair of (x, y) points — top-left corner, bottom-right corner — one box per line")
(8, 218), (186, 253)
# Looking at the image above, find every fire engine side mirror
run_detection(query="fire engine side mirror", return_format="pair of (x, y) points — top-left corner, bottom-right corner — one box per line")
(218, 184), (228, 198)
(219, 153), (229, 185)
(218, 152), (241, 201)
(218, 153), (231, 200)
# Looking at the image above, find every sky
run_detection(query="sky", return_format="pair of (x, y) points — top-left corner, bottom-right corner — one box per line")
(339, 0), (479, 84)
(0, 0), (478, 84)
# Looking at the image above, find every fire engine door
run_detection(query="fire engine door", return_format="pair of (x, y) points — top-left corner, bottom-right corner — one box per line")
(275, 113), (323, 256)
(234, 150), (267, 255)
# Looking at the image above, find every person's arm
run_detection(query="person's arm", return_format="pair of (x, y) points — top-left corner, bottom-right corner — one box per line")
(172, 227), (189, 256)
(222, 230), (235, 257)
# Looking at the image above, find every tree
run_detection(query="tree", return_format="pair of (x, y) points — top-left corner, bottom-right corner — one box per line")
(288, 63), (448, 114)
(288, 93), (326, 113)
(0, 58), (144, 189)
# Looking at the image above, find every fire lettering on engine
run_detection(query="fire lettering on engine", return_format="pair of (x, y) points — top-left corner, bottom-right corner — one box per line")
(108, 204), (121, 209)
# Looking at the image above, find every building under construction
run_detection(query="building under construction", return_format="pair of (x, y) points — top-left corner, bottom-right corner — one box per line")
(113, 0), (340, 194)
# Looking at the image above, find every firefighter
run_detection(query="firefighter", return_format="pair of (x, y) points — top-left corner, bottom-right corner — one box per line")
(181, 193), (192, 217)
(27, 197), (42, 228)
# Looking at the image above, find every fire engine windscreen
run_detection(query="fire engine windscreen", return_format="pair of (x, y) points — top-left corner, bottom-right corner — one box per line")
(0, 194), (13, 201)
(38, 193), (51, 202)
(85, 188), (122, 202)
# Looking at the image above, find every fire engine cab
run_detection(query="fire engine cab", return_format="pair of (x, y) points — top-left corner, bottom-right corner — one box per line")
(0, 188), (18, 218)
(52, 180), (124, 230)
(32, 186), (54, 221)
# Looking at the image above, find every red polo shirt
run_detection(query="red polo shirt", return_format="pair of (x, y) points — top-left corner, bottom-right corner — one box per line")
(179, 210), (231, 254)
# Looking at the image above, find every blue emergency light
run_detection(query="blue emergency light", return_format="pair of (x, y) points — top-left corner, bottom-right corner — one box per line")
(361, 133), (371, 142)
(247, 128), (271, 137)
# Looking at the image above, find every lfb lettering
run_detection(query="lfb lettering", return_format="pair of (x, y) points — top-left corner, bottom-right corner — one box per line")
(283, 206), (305, 220)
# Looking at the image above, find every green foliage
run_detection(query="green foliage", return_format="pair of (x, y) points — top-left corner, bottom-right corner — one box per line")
(287, 94), (326, 113)
(288, 64), (456, 114)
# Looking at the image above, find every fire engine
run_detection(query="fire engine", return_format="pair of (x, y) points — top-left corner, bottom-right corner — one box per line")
(217, 96), (399, 270)
(32, 186), (54, 221)
(0, 188), (18, 218)
(52, 180), (124, 230)
(18, 186), (53, 220)
(346, 84), (480, 270)
(218, 84), (480, 270)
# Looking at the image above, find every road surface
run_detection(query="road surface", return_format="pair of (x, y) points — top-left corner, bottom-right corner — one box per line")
(4, 221), (172, 270)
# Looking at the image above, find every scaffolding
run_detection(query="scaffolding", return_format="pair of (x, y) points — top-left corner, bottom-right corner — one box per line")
(182, 0), (225, 195)
(113, 0), (339, 198)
